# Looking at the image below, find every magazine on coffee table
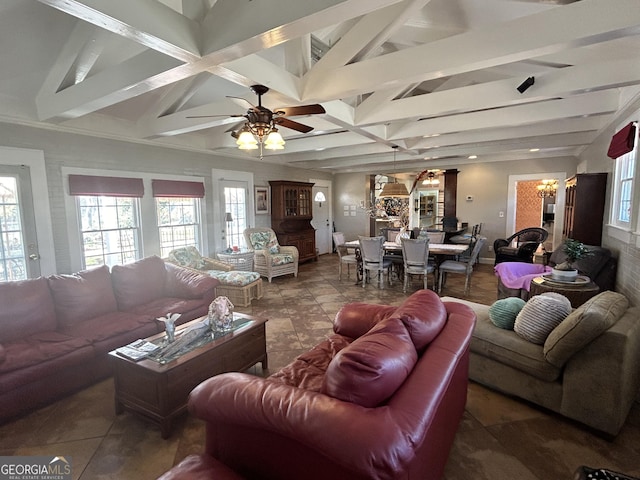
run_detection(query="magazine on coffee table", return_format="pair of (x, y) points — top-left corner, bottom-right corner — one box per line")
(116, 339), (161, 361)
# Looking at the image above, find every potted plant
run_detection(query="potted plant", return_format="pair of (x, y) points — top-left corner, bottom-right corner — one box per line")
(551, 238), (590, 281)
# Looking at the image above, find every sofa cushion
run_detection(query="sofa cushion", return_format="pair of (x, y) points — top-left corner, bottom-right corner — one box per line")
(471, 312), (562, 382)
(206, 270), (260, 286)
(111, 256), (167, 311)
(269, 334), (352, 392)
(48, 265), (118, 327)
(489, 297), (526, 330)
(389, 289), (447, 350)
(0, 277), (57, 344)
(544, 291), (629, 368)
(0, 343), (5, 364)
(0, 332), (91, 374)
(322, 317), (417, 407)
(58, 310), (150, 344)
(514, 293), (572, 344)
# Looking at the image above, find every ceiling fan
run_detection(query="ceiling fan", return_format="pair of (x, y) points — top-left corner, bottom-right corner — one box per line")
(187, 85), (325, 157)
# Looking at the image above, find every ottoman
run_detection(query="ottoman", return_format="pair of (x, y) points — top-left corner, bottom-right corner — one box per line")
(207, 270), (263, 307)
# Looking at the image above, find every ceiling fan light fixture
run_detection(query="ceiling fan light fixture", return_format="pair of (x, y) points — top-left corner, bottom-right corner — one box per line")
(236, 129), (258, 150)
(264, 129), (285, 150)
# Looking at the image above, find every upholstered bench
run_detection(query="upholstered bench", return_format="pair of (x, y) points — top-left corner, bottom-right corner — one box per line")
(207, 270), (263, 307)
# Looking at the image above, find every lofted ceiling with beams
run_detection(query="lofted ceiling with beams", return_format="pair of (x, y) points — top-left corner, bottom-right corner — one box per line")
(2, 0), (640, 177)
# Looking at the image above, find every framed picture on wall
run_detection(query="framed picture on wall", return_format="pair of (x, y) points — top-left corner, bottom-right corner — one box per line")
(255, 186), (270, 214)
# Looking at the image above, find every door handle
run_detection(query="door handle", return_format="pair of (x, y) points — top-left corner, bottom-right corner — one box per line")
(29, 253), (40, 260)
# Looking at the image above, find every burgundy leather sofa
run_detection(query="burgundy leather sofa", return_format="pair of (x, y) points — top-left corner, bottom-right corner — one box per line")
(159, 290), (476, 480)
(0, 255), (218, 424)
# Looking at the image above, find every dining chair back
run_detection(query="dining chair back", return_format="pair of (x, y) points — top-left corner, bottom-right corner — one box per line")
(358, 236), (392, 289)
(401, 237), (435, 292)
(438, 236), (487, 295)
(426, 231), (445, 244)
(332, 232), (357, 280)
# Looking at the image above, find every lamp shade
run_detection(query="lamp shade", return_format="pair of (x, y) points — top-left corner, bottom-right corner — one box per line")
(264, 130), (285, 150)
(236, 129), (258, 150)
(380, 181), (410, 198)
(225, 212), (233, 222)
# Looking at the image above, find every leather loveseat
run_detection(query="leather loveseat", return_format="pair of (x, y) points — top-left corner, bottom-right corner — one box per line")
(159, 290), (476, 480)
(0, 255), (219, 424)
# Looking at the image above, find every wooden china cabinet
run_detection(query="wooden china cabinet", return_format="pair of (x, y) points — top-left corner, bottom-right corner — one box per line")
(562, 173), (607, 246)
(269, 181), (317, 263)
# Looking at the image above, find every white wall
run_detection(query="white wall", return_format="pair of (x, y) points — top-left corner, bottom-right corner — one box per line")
(0, 122), (331, 273)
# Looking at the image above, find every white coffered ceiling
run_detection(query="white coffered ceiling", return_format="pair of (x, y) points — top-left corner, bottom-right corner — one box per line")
(2, 0), (640, 175)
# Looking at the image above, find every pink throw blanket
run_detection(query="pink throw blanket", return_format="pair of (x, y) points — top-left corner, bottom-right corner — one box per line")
(494, 262), (552, 291)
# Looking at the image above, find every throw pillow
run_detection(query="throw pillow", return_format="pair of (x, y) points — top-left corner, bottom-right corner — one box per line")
(489, 297), (526, 330)
(544, 291), (629, 368)
(322, 317), (417, 408)
(514, 292), (572, 344)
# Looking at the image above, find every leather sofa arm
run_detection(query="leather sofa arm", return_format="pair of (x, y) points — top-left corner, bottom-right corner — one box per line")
(164, 262), (219, 299)
(188, 373), (414, 478)
(333, 303), (397, 338)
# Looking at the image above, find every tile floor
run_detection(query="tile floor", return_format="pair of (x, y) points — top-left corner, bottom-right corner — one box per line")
(1, 254), (639, 480)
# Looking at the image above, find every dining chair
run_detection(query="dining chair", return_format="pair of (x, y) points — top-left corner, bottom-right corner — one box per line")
(426, 231), (446, 244)
(438, 236), (487, 295)
(332, 232), (357, 280)
(401, 237), (435, 292)
(358, 236), (393, 289)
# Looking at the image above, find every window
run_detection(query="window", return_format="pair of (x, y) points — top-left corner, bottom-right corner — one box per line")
(152, 179), (205, 257)
(156, 196), (200, 257)
(611, 125), (638, 229)
(0, 176), (26, 281)
(69, 174), (144, 268)
(77, 195), (141, 268)
(224, 186), (248, 249)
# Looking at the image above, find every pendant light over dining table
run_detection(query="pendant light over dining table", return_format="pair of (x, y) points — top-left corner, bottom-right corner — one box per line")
(380, 146), (410, 198)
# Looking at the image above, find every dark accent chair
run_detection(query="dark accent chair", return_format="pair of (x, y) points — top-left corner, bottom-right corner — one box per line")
(493, 227), (548, 264)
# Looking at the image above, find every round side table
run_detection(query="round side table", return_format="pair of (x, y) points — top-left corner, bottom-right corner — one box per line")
(217, 249), (254, 271)
(529, 276), (599, 308)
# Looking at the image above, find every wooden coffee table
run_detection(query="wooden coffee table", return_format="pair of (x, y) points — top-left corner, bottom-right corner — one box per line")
(529, 276), (600, 308)
(109, 313), (267, 438)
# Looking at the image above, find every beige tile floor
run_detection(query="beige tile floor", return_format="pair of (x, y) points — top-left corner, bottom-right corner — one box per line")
(1, 254), (639, 479)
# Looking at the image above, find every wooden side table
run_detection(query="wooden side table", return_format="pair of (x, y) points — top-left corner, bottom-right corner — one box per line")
(529, 276), (599, 308)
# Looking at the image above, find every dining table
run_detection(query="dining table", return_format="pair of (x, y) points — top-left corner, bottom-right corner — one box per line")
(343, 240), (469, 286)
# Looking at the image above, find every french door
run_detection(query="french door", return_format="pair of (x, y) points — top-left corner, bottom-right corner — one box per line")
(0, 165), (40, 280)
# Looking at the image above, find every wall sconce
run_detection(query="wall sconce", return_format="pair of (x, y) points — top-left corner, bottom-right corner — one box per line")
(414, 198), (420, 212)
(314, 191), (326, 207)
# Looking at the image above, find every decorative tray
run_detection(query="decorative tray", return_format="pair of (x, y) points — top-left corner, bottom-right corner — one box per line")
(540, 274), (591, 286)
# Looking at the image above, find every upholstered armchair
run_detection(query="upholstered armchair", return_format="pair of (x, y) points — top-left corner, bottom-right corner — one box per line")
(166, 246), (232, 273)
(243, 227), (299, 282)
(493, 227), (548, 264)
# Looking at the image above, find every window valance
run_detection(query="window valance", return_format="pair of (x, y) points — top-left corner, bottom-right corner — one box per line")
(152, 180), (205, 198)
(68, 174), (144, 197)
(607, 122), (636, 159)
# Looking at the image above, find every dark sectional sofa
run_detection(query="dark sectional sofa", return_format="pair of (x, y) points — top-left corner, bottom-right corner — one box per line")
(0, 255), (219, 424)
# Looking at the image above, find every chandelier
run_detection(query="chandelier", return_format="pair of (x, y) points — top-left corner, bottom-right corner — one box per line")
(380, 146), (410, 198)
(421, 171), (440, 186)
(537, 179), (558, 198)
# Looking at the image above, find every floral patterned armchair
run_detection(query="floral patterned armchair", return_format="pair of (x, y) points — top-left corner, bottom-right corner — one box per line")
(166, 246), (232, 273)
(243, 227), (298, 282)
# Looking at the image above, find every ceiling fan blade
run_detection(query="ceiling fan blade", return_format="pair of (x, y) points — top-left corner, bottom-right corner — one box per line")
(187, 114), (245, 118)
(275, 117), (314, 133)
(274, 104), (325, 116)
(227, 96), (256, 111)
